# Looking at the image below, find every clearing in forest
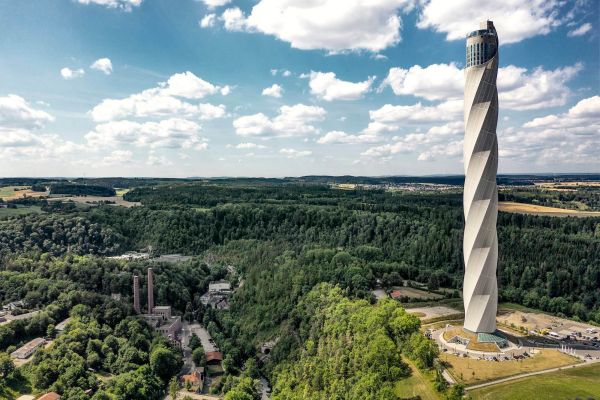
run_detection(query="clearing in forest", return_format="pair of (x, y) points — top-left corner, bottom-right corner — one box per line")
(498, 201), (600, 217)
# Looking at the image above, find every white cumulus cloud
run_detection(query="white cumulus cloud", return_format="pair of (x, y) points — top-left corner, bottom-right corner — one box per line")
(85, 118), (208, 150)
(309, 71), (375, 101)
(262, 84), (283, 98)
(233, 104), (326, 138)
(219, 0), (415, 52)
(417, 0), (564, 44)
(90, 58), (113, 75)
(90, 71), (227, 122)
(200, 13), (217, 28)
(60, 67), (85, 80)
(76, 0), (142, 11)
(279, 148), (312, 158)
(381, 62), (582, 110)
(200, 0), (231, 9)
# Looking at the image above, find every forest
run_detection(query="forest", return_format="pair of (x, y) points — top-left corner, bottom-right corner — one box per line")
(0, 179), (599, 399)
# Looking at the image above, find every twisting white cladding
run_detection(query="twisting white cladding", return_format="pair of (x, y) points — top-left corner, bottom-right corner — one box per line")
(463, 21), (499, 333)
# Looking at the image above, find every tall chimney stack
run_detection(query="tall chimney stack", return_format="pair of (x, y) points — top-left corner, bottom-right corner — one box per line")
(133, 275), (140, 313)
(147, 268), (154, 314)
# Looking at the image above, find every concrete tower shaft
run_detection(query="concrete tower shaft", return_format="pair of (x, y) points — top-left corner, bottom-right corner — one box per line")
(463, 20), (499, 333)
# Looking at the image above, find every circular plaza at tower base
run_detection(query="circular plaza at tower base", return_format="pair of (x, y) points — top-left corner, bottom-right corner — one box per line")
(433, 326), (533, 358)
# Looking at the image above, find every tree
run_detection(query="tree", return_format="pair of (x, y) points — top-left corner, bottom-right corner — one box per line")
(0, 352), (15, 379)
(188, 334), (201, 351)
(46, 323), (56, 338)
(150, 345), (181, 383)
(169, 376), (179, 400)
(111, 365), (162, 400)
(446, 384), (465, 400)
(192, 346), (205, 367)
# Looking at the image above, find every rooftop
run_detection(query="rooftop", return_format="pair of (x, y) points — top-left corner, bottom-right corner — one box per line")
(37, 392), (61, 400)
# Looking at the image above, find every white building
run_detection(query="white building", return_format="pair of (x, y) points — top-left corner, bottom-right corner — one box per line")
(11, 337), (45, 359)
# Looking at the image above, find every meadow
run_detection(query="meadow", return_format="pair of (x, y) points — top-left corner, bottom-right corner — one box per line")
(468, 363), (600, 400)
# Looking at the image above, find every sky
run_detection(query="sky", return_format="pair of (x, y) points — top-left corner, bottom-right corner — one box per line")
(0, 0), (598, 178)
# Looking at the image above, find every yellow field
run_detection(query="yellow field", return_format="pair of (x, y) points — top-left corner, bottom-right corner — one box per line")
(444, 349), (580, 385)
(535, 181), (600, 191)
(115, 188), (130, 196)
(0, 186), (47, 201)
(498, 201), (600, 217)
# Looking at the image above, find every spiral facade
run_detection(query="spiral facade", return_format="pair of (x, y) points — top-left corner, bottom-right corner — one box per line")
(463, 21), (499, 333)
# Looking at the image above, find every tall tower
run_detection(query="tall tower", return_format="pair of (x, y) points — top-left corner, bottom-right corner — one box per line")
(147, 268), (154, 314)
(463, 21), (499, 333)
(133, 275), (140, 313)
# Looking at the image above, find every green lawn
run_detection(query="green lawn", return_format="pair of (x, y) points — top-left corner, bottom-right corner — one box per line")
(469, 363), (600, 400)
(394, 359), (442, 400)
(0, 206), (42, 217)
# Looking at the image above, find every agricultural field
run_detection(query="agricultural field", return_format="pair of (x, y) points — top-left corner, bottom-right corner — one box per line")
(46, 195), (140, 208)
(0, 186), (46, 201)
(498, 201), (600, 217)
(469, 362), (600, 400)
(444, 349), (579, 385)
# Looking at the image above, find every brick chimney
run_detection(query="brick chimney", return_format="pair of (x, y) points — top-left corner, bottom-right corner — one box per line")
(133, 275), (140, 313)
(147, 268), (154, 314)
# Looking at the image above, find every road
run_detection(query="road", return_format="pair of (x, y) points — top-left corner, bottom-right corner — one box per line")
(180, 322), (219, 374)
(465, 358), (600, 391)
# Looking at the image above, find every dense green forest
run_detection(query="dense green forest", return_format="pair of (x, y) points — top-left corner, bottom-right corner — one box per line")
(1, 179), (599, 399)
(2, 183), (600, 320)
(49, 184), (116, 197)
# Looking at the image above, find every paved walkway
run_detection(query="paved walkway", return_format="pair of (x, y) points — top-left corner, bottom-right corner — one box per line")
(465, 358), (600, 391)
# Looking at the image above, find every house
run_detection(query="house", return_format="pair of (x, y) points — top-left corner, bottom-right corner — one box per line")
(11, 337), (45, 359)
(2, 300), (26, 312)
(181, 367), (204, 393)
(37, 393), (60, 400)
(201, 280), (233, 310)
(208, 281), (232, 293)
(205, 351), (223, 365)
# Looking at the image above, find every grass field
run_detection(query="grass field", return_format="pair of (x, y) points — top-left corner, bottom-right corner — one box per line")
(469, 363), (600, 400)
(394, 358), (441, 400)
(498, 201), (600, 217)
(0, 206), (42, 217)
(444, 349), (580, 385)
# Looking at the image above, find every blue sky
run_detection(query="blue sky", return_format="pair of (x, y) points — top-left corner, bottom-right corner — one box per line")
(0, 0), (598, 177)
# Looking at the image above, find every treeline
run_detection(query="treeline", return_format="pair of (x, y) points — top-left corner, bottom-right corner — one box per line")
(50, 183), (116, 197)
